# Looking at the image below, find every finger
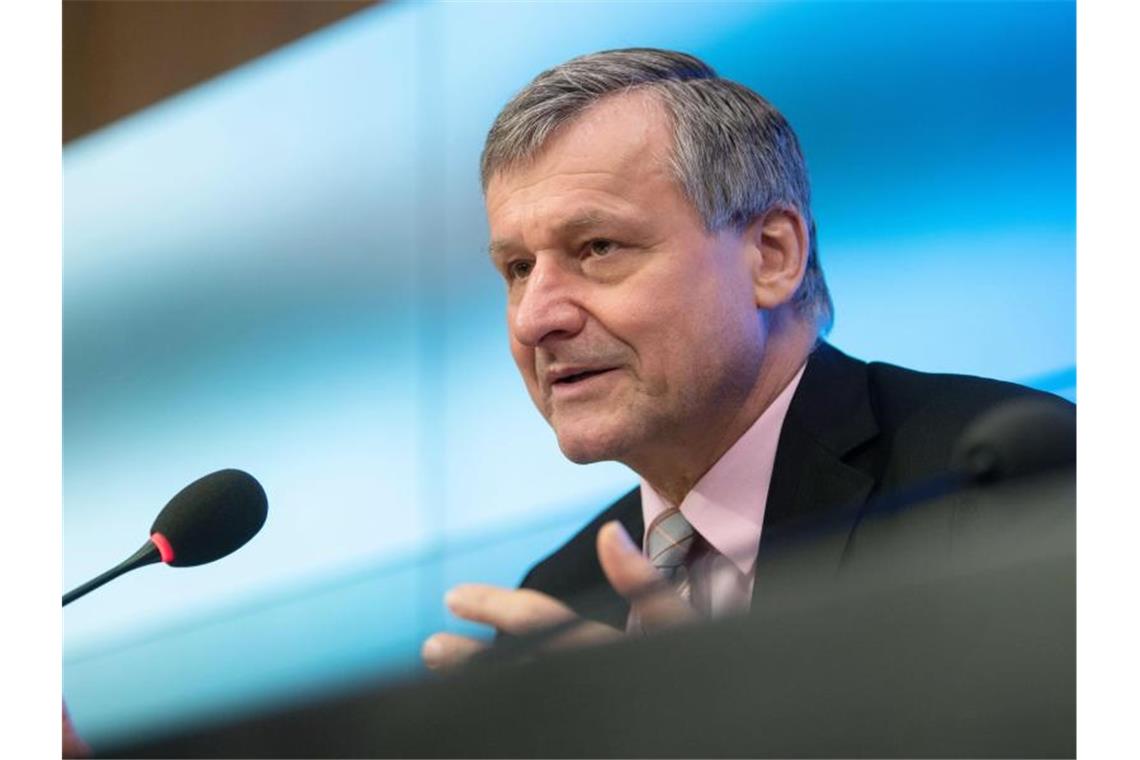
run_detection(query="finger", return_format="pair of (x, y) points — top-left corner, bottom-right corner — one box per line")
(596, 521), (661, 593)
(445, 583), (577, 634)
(421, 632), (488, 671)
(546, 617), (624, 650)
(596, 521), (699, 631)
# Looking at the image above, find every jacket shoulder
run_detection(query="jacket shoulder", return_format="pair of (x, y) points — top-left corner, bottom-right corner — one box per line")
(866, 359), (1072, 423)
(863, 359), (1073, 483)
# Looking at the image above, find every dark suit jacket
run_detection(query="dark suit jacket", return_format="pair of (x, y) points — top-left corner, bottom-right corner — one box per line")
(518, 341), (1069, 629)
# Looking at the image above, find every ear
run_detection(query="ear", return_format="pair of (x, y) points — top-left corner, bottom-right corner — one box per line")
(745, 206), (810, 310)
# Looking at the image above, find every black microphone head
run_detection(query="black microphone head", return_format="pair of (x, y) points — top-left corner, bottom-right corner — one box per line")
(150, 469), (267, 567)
(951, 396), (1076, 484)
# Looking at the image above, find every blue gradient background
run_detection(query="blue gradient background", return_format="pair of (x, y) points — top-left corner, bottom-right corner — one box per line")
(63, 0), (1075, 747)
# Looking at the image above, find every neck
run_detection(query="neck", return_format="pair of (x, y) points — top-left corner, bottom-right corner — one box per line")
(632, 311), (817, 506)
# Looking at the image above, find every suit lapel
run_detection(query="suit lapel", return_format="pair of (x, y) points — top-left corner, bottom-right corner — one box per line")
(753, 342), (879, 603)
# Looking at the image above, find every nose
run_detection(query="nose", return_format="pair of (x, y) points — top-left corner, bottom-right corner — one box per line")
(510, 257), (587, 347)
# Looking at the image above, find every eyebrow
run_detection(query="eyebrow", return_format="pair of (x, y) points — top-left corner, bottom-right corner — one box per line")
(487, 210), (620, 259)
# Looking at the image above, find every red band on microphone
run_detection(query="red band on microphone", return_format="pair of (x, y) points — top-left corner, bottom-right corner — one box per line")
(151, 532), (176, 564)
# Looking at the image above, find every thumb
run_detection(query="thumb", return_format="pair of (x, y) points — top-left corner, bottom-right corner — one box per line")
(596, 521), (699, 631)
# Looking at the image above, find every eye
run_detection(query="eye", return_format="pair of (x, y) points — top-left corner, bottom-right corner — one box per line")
(506, 259), (534, 281)
(584, 239), (618, 257)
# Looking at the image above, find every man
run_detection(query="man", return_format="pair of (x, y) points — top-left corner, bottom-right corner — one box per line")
(59, 47), (1069, 755)
(419, 47), (1064, 670)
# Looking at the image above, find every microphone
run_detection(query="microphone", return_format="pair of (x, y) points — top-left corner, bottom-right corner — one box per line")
(951, 395), (1076, 483)
(62, 469), (267, 607)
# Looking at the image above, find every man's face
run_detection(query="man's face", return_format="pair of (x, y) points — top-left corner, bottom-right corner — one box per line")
(485, 92), (766, 468)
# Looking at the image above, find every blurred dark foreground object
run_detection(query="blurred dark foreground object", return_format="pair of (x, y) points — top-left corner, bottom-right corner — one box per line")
(106, 459), (1074, 759)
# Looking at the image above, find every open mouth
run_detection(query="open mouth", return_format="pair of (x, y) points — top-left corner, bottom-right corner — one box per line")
(553, 368), (612, 385)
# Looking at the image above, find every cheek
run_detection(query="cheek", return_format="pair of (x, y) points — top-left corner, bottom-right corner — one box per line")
(634, 287), (758, 391)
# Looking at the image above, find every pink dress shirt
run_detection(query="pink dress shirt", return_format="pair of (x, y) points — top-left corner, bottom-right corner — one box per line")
(637, 364), (806, 619)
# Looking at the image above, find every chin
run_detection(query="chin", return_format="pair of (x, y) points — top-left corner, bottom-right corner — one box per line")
(557, 443), (611, 465)
(553, 423), (632, 465)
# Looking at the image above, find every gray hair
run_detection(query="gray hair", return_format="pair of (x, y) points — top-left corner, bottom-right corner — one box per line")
(481, 48), (834, 333)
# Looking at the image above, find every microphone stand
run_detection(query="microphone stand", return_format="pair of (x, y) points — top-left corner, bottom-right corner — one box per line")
(63, 540), (161, 607)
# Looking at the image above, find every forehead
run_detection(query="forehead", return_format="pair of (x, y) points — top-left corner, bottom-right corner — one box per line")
(485, 91), (680, 231)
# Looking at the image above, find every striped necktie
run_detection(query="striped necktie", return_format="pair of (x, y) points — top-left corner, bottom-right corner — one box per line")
(645, 508), (697, 602)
